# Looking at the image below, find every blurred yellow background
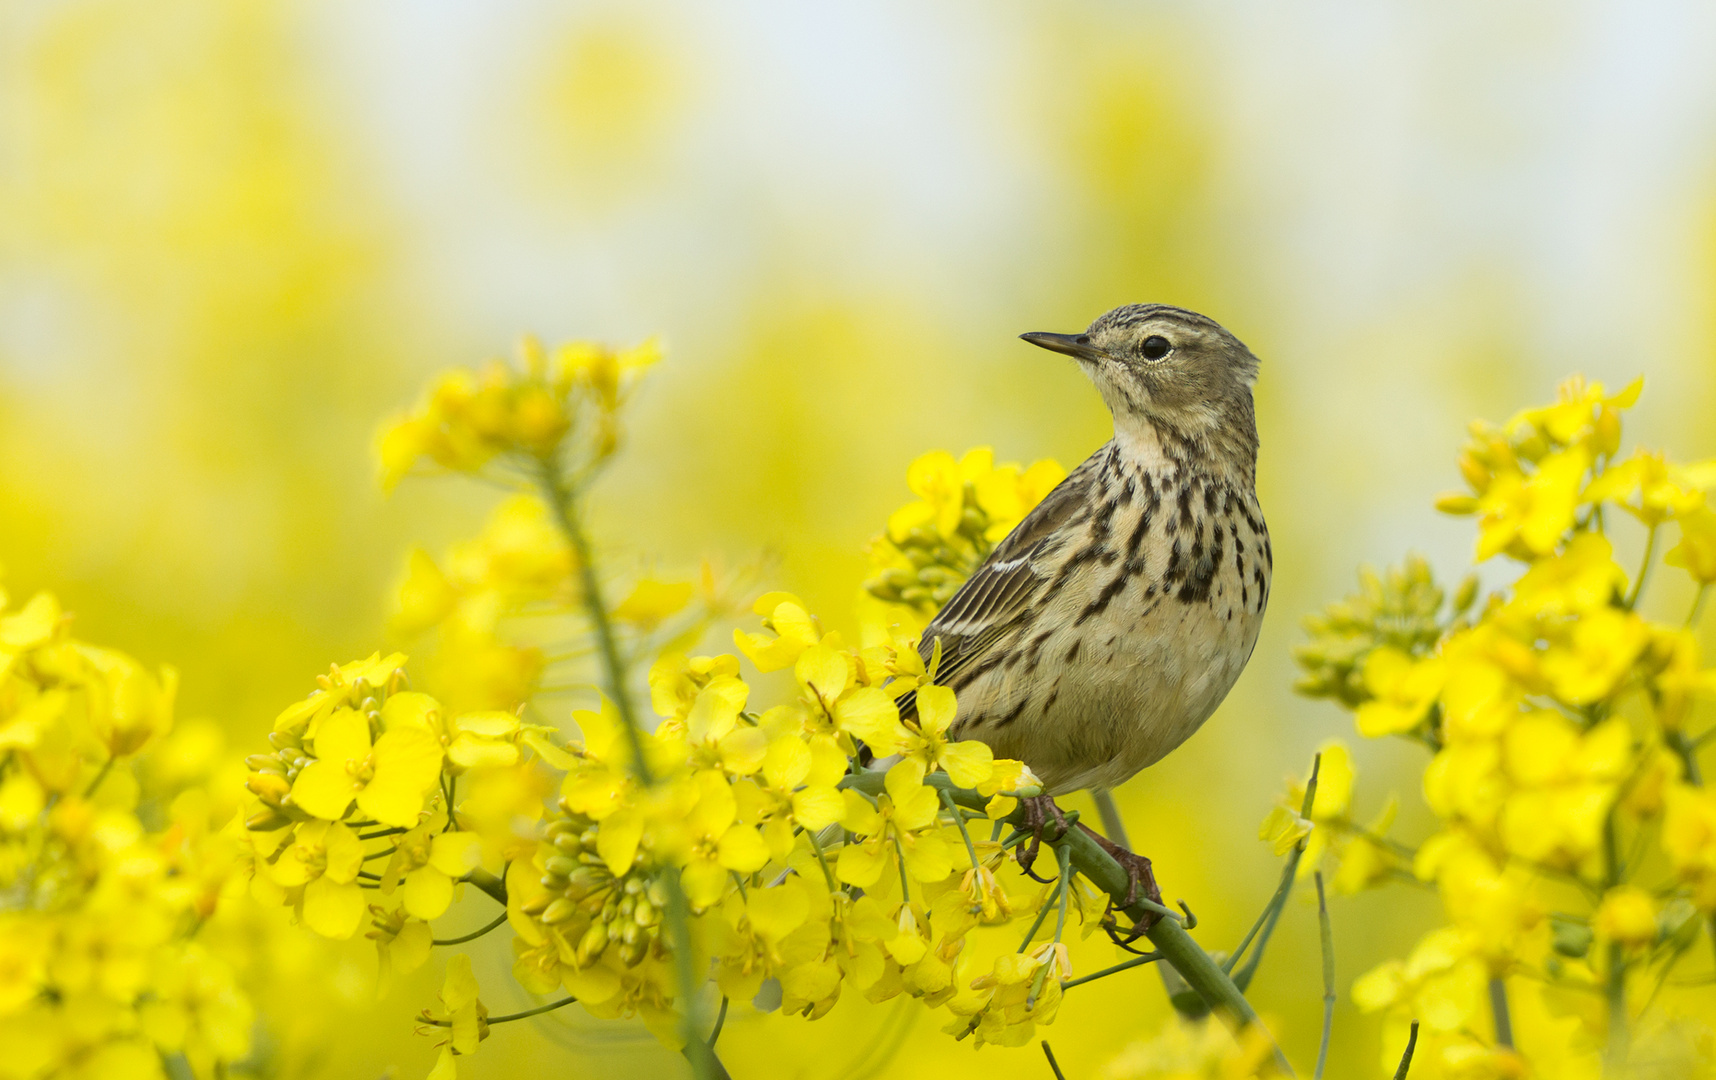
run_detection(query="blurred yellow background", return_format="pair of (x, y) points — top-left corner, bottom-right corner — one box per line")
(3, 1), (1714, 1077)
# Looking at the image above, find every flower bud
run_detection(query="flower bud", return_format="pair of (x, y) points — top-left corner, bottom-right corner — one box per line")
(246, 773), (292, 806)
(577, 922), (609, 964)
(542, 898), (578, 924)
(246, 809), (292, 831)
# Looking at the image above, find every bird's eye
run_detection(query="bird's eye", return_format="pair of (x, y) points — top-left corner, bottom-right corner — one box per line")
(1141, 335), (1171, 361)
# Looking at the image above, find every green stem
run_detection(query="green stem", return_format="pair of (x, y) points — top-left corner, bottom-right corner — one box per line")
(433, 911), (510, 947)
(538, 457), (652, 783)
(1602, 812), (1628, 1076)
(1625, 524), (1657, 611)
(843, 770), (1288, 1072)
(1393, 1021), (1420, 1080)
(942, 789), (983, 872)
(1314, 873), (1334, 1080)
(1230, 753), (1322, 991)
(84, 757), (115, 798)
(1666, 729), (1704, 787)
(421, 995), (577, 1026)
(1060, 951), (1164, 990)
(1488, 977), (1512, 1048)
(1016, 875), (1064, 953)
(1687, 584), (1709, 627)
(1040, 1040), (1068, 1080)
(892, 831), (912, 904)
(804, 825), (836, 891)
(1090, 788), (1131, 849)
(537, 454), (710, 1080)
(708, 996), (728, 1047)
(1606, 942), (1628, 1075)
(460, 869), (508, 907)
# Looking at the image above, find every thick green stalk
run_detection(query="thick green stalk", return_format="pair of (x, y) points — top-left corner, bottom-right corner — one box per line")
(841, 771), (1288, 1072)
(535, 455), (714, 1080)
(1314, 873), (1334, 1080)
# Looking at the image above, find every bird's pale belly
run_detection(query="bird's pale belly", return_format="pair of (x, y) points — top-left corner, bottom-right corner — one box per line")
(957, 561), (1266, 796)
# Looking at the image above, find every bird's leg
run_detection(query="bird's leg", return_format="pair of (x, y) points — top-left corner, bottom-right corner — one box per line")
(1013, 793), (1072, 883)
(1077, 821), (1165, 949)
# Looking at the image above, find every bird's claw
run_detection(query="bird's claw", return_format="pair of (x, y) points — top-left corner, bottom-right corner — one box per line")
(1013, 794), (1072, 882)
(1075, 822), (1165, 948)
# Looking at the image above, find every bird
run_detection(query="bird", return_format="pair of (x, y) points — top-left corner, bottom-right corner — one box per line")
(899, 302), (1270, 922)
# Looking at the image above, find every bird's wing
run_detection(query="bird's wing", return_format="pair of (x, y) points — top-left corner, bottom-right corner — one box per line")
(896, 446), (1106, 716)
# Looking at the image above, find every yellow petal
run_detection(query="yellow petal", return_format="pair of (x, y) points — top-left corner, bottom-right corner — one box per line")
(902, 833), (953, 882)
(429, 832), (485, 877)
(313, 707), (373, 766)
(717, 825), (770, 874)
(403, 867), (455, 920)
(681, 858), (729, 909)
(915, 685), (957, 737)
(380, 691), (442, 733)
(795, 644), (850, 704)
(598, 809), (643, 875)
(688, 677), (749, 744)
(288, 760), (360, 822)
(303, 877), (366, 939)
(745, 882), (809, 942)
(835, 841), (888, 887)
(834, 688), (906, 753)
(791, 786), (845, 832)
(322, 822), (365, 882)
(359, 726), (444, 826)
(884, 757), (928, 806)
(938, 741), (993, 789)
(448, 733), (520, 770)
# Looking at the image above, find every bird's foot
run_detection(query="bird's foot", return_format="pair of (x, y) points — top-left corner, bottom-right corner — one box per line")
(1013, 794), (1074, 883)
(1077, 822), (1165, 950)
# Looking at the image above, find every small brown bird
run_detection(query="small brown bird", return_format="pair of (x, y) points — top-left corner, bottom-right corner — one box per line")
(903, 303), (1270, 910)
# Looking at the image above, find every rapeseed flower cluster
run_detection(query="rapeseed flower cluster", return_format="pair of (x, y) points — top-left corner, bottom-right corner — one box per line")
(863, 448), (1065, 628)
(232, 340), (1150, 1080)
(1293, 376), (1716, 1078)
(0, 580), (255, 1079)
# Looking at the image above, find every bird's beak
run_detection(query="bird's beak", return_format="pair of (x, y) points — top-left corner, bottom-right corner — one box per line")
(1020, 332), (1105, 363)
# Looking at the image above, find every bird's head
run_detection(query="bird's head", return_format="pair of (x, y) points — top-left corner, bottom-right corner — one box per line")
(1021, 304), (1260, 466)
